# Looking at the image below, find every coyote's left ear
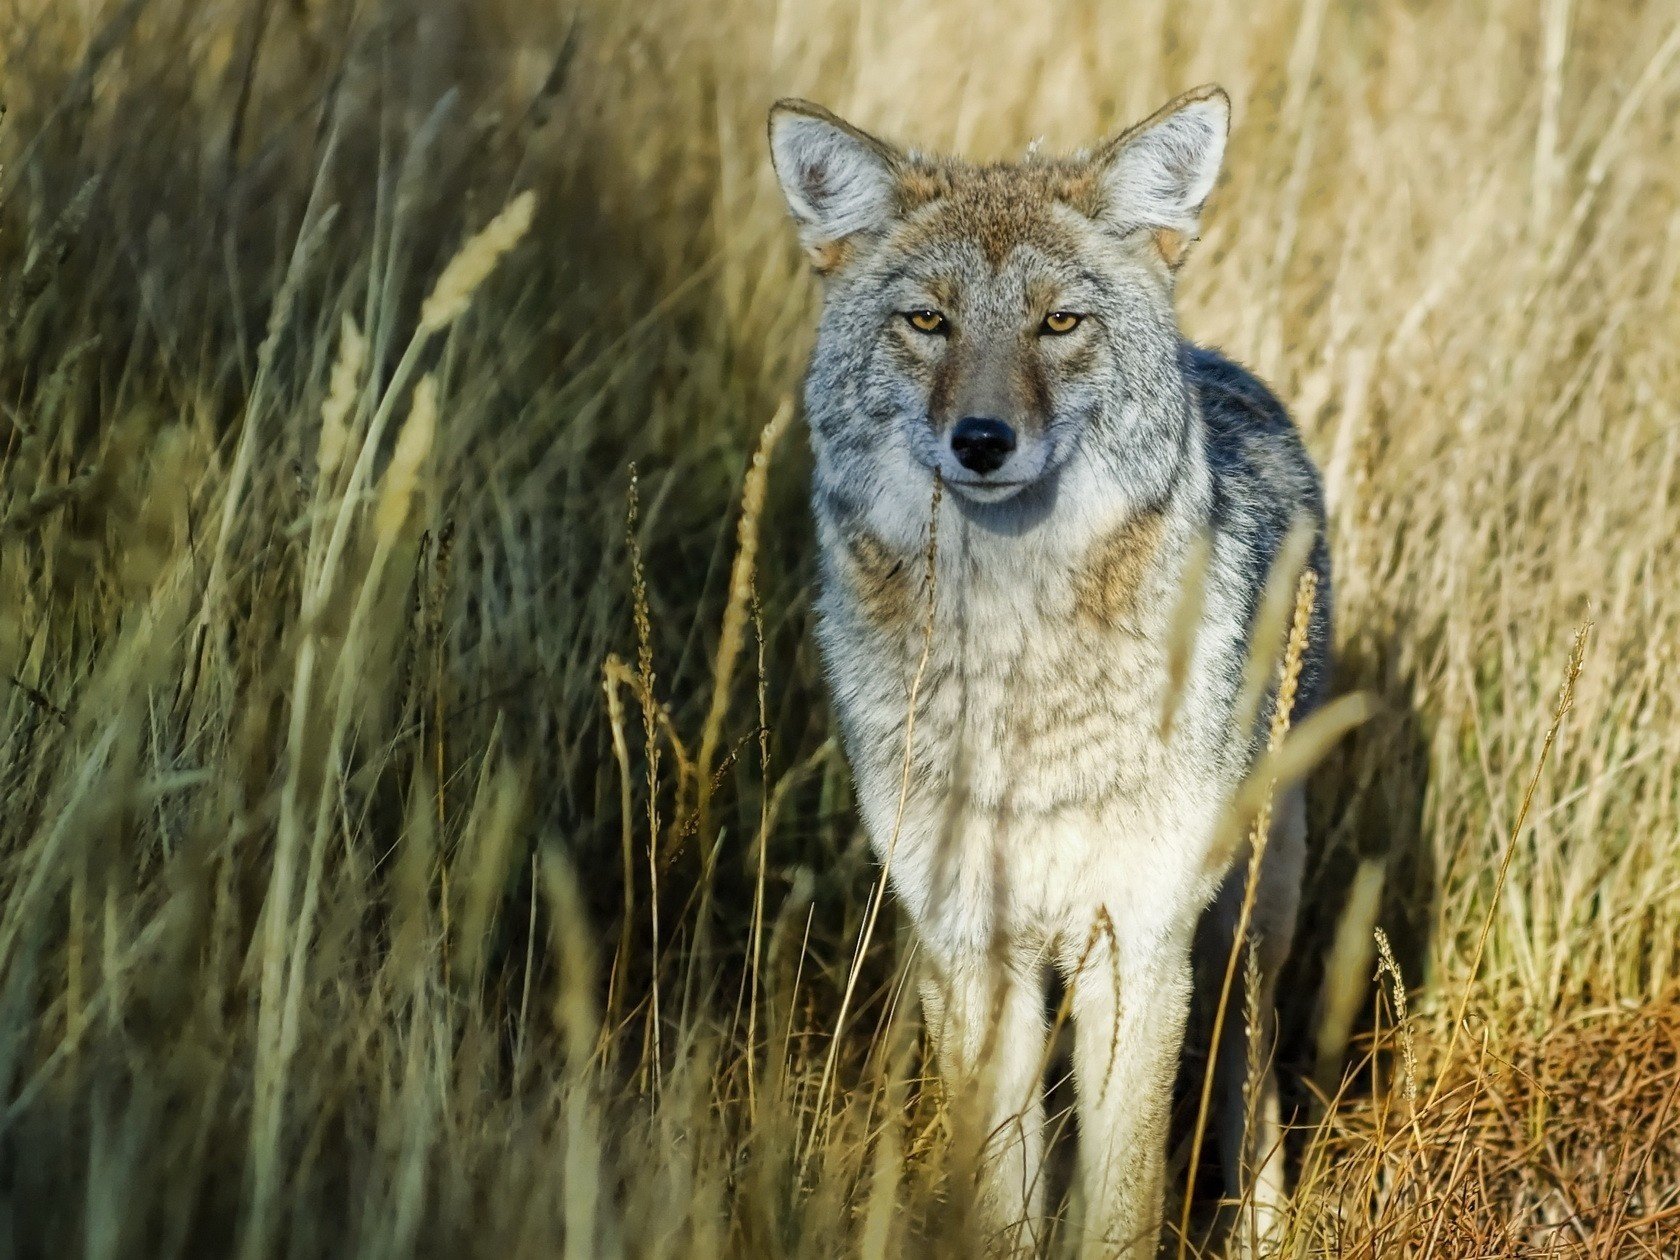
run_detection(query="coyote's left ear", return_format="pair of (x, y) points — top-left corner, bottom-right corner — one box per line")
(768, 100), (903, 274)
(1093, 85), (1230, 268)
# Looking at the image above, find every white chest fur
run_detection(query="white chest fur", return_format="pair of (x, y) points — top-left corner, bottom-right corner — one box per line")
(817, 503), (1231, 961)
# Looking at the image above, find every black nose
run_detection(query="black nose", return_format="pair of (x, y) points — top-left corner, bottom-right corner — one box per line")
(950, 417), (1017, 475)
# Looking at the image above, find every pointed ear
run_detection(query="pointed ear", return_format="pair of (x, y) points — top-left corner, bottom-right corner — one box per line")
(768, 100), (902, 273)
(1093, 85), (1230, 268)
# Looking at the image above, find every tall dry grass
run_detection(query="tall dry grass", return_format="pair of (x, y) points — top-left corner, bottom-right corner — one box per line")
(1, 0), (1678, 1255)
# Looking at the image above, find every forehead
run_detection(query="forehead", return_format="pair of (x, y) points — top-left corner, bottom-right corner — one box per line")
(887, 156), (1104, 272)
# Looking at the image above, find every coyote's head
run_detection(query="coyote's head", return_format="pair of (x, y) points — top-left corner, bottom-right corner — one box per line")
(769, 87), (1227, 516)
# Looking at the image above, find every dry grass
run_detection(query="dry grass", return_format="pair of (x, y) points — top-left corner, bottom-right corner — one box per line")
(2, 0), (1679, 1255)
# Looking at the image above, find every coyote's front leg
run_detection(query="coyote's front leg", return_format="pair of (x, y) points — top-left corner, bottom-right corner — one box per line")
(919, 951), (1049, 1256)
(1067, 931), (1194, 1259)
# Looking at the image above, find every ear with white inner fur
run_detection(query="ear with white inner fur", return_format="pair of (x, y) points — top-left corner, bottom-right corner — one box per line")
(1094, 85), (1230, 268)
(768, 100), (901, 273)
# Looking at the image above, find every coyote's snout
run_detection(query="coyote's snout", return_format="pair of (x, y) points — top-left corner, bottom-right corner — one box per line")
(769, 86), (1333, 1257)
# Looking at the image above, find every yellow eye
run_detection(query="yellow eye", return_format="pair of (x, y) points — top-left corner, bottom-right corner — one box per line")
(1042, 311), (1083, 335)
(905, 309), (947, 334)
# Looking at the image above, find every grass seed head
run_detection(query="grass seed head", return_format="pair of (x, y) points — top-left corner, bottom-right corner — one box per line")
(419, 190), (537, 334)
(374, 374), (437, 544)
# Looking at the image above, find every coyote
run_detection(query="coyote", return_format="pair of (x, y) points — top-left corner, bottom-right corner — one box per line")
(768, 86), (1332, 1256)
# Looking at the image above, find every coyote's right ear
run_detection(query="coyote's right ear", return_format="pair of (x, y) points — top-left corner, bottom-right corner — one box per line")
(768, 100), (901, 273)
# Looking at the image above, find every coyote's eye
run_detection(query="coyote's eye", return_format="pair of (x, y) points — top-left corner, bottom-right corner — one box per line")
(904, 309), (948, 335)
(1041, 311), (1083, 335)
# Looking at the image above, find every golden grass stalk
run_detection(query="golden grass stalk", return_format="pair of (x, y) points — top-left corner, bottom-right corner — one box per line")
(602, 654), (638, 1022)
(418, 190), (537, 334)
(625, 465), (664, 1090)
(1207, 693), (1376, 877)
(388, 769), (440, 992)
(453, 762), (524, 987)
(374, 374), (437, 545)
(694, 398), (793, 839)
(1375, 927), (1418, 1108)
(1241, 936), (1265, 1250)
(1178, 566), (1317, 1259)
(537, 845), (615, 1260)
(311, 191), (534, 602)
(316, 313), (367, 485)
(1230, 520), (1316, 743)
(1313, 856), (1388, 1098)
(743, 590), (771, 1119)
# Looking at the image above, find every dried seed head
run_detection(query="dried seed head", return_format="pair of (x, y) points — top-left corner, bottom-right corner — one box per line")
(375, 375), (437, 543)
(419, 191), (537, 334)
(318, 314), (367, 482)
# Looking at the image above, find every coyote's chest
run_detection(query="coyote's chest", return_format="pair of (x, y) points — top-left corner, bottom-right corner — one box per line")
(818, 509), (1223, 945)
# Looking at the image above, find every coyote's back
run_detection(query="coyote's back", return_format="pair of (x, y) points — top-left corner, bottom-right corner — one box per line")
(769, 86), (1331, 1257)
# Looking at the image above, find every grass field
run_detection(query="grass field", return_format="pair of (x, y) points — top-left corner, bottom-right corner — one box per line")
(2, 0), (1679, 1255)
